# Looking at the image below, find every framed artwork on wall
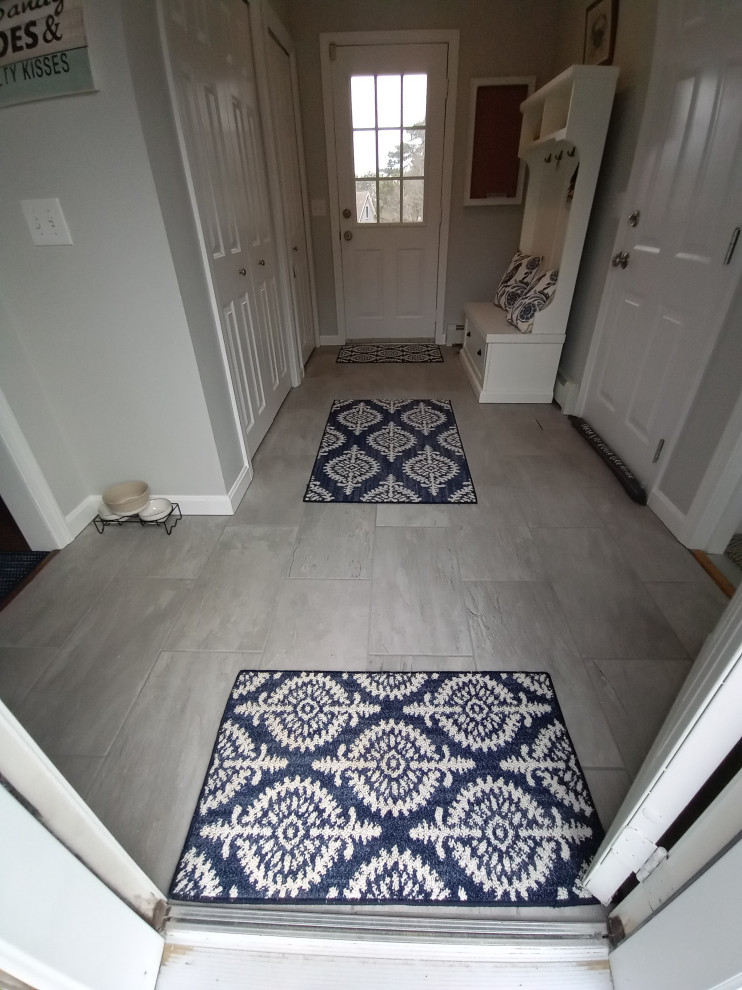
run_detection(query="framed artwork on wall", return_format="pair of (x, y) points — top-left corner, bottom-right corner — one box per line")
(584, 0), (618, 66)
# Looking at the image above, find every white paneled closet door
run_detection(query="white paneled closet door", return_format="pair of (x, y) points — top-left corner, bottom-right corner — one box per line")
(161, 0), (292, 458)
(265, 17), (318, 366)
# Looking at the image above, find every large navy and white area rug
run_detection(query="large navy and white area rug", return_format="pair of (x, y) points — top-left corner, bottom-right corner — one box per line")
(337, 343), (443, 364)
(170, 671), (603, 906)
(304, 399), (476, 503)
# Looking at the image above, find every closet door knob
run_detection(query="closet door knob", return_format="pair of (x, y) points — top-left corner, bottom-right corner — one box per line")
(258, 259), (266, 266)
(611, 251), (630, 269)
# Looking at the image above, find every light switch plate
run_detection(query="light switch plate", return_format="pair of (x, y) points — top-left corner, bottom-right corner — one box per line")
(21, 198), (73, 245)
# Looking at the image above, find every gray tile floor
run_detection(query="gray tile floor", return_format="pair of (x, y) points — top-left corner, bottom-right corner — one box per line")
(0, 347), (730, 914)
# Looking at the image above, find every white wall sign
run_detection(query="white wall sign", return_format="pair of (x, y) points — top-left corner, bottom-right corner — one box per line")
(0, 0), (94, 108)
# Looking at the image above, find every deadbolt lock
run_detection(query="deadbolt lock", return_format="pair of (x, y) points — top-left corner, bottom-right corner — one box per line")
(344, 230), (353, 241)
(628, 210), (641, 227)
(342, 208), (352, 219)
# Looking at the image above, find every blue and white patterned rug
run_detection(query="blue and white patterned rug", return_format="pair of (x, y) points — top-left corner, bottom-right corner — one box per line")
(337, 343), (443, 364)
(170, 671), (602, 905)
(304, 399), (476, 503)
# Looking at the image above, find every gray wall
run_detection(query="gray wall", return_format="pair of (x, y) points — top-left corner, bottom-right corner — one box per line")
(553, 0), (658, 385)
(284, 0), (561, 337)
(0, 0), (230, 520)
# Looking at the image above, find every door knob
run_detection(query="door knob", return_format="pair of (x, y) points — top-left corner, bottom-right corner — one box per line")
(238, 268), (247, 276)
(611, 251), (630, 269)
(342, 208), (352, 219)
(258, 259), (266, 266)
(343, 230), (353, 241)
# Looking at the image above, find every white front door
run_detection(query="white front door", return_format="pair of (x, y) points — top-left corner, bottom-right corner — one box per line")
(328, 42), (450, 341)
(265, 22), (317, 366)
(581, 0), (742, 487)
(161, 0), (292, 458)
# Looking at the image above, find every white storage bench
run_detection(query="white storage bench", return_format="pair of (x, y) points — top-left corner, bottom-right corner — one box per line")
(460, 65), (619, 404)
(460, 301), (565, 403)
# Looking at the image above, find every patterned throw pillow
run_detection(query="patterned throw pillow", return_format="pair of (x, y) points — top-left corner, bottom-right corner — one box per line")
(494, 249), (542, 310)
(508, 269), (559, 333)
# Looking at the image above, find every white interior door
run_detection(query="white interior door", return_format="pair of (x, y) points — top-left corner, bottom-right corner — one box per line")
(581, 0), (742, 487)
(265, 21), (317, 366)
(329, 42), (449, 341)
(161, 0), (291, 458)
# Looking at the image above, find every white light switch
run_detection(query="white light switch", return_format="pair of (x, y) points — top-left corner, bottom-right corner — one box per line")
(21, 198), (73, 245)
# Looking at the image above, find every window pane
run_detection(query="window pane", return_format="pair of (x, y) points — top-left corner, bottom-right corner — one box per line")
(351, 76), (375, 128)
(378, 179), (401, 223)
(403, 74), (427, 126)
(356, 180), (377, 223)
(402, 179), (424, 223)
(376, 75), (401, 128)
(378, 129), (402, 176)
(353, 130), (377, 177)
(403, 129), (425, 176)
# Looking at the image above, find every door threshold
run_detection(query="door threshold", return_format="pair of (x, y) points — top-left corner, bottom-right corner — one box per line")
(159, 915), (611, 989)
(166, 900), (608, 944)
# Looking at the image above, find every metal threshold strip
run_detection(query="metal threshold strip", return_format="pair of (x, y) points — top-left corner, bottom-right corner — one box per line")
(159, 908), (612, 990)
(166, 900), (608, 945)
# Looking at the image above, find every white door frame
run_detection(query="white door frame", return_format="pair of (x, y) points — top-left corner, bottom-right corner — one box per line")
(671, 384), (742, 552)
(0, 385), (72, 552)
(320, 30), (459, 346)
(583, 584), (742, 906)
(263, 2), (321, 362)
(0, 701), (166, 926)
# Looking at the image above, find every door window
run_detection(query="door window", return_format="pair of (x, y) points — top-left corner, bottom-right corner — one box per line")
(351, 73), (427, 224)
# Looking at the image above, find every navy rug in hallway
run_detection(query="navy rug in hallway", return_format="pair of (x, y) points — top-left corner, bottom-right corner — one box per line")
(170, 671), (602, 906)
(304, 399), (476, 503)
(0, 551), (49, 608)
(336, 343), (443, 364)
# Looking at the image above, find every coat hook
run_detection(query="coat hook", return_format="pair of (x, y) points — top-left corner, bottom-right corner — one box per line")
(555, 150), (564, 162)
(567, 147), (576, 157)
(544, 153), (552, 163)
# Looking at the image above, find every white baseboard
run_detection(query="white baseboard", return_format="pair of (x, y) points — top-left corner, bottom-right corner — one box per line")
(228, 462), (253, 511)
(166, 494), (234, 515)
(648, 488), (688, 546)
(66, 494), (100, 538)
(320, 334), (342, 346)
(554, 371), (580, 414)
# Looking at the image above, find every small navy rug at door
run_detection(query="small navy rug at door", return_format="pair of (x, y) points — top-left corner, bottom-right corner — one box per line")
(170, 671), (602, 906)
(0, 551), (49, 607)
(304, 399), (476, 503)
(337, 343), (444, 364)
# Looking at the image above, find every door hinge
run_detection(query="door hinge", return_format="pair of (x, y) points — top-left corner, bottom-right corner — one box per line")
(635, 845), (668, 882)
(652, 438), (665, 463)
(724, 226), (740, 265)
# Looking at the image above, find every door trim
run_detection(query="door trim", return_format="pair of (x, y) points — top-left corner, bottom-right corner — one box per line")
(320, 30), (459, 345)
(0, 700), (166, 926)
(0, 385), (71, 551)
(264, 4), (321, 363)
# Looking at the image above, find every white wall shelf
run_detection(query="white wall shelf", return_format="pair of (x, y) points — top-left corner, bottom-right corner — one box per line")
(461, 64), (619, 403)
